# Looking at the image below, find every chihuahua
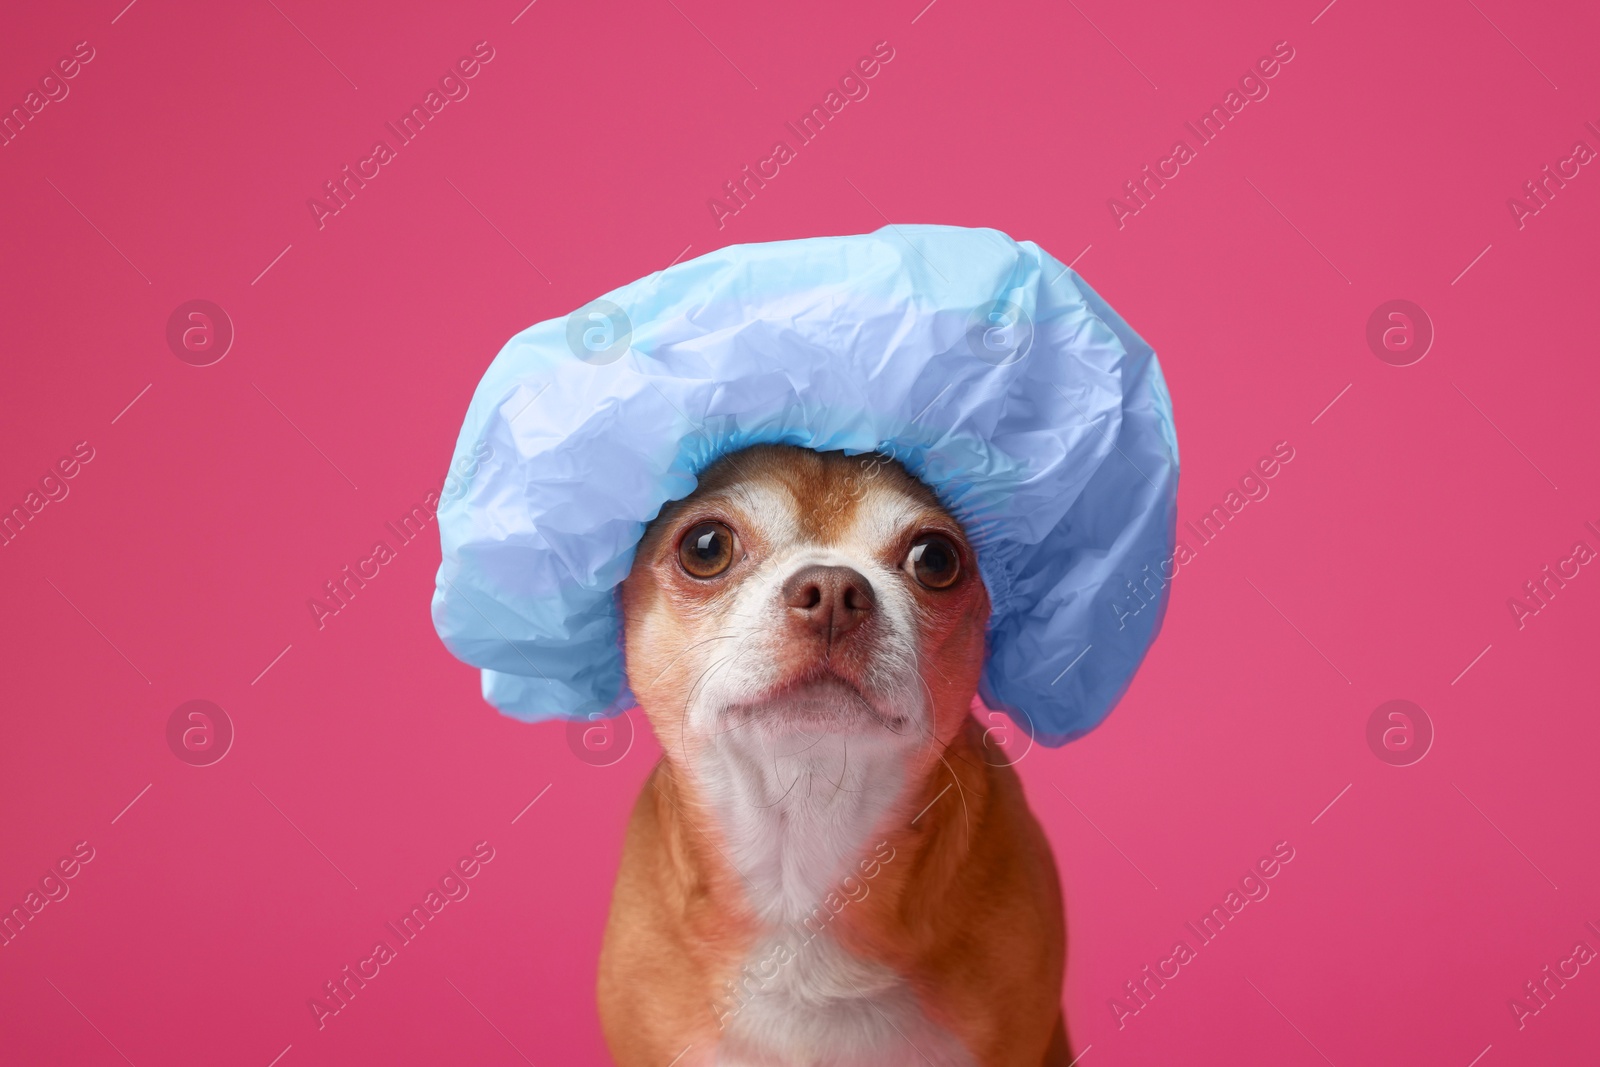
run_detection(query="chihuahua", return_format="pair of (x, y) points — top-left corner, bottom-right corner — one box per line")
(599, 444), (1069, 1066)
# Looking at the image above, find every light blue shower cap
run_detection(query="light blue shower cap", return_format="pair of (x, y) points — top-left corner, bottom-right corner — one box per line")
(432, 224), (1178, 746)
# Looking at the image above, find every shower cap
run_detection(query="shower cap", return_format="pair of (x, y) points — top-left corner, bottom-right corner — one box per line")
(432, 224), (1178, 746)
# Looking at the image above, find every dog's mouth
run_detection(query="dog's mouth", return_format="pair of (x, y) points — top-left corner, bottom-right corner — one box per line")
(723, 671), (909, 734)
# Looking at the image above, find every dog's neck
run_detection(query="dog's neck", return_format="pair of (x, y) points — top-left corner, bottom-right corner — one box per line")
(663, 712), (987, 930)
(694, 727), (912, 925)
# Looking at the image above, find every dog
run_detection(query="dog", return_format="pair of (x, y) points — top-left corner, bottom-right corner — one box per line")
(597, 444), (1069, 1066)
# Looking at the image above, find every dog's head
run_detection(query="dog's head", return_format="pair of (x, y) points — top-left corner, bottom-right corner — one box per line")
(621, 445), (990, 764)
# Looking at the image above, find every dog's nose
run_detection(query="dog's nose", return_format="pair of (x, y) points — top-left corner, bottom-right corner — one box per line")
(781, 565), (876, 641)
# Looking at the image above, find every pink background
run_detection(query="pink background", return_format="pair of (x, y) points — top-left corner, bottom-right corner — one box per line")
(2, 0), (1597, 1063)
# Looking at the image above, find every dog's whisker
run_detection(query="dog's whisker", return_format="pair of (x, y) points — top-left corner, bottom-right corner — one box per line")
(827, 739), (849, 797)
(749, 763), (804, 809)
(677, 630), (768, 764)
(678, 656), (741, 756)
(645, 631), (744, 687)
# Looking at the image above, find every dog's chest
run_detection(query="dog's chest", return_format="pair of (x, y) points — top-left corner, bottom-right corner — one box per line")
(694, 735), (976, 1066)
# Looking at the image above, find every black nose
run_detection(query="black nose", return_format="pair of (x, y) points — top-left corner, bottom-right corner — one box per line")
(781, 565), (876, 642)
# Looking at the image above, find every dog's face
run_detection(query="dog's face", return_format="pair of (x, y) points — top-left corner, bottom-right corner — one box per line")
(621, 445), (991, 764)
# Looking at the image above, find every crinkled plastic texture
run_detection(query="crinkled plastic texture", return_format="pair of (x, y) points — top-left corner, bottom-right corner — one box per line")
(432, 225), (1178, 746)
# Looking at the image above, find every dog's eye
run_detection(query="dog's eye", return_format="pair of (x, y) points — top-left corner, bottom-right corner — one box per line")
(907, 534), (961, 590)
(679, 521), (735, 578)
